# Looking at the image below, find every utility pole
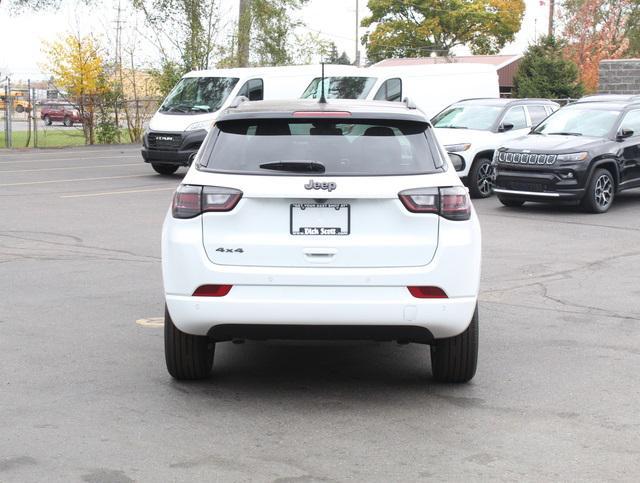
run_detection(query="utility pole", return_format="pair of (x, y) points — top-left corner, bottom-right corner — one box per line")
(548, 0), (555, 37)
(354, 0), (360, 66)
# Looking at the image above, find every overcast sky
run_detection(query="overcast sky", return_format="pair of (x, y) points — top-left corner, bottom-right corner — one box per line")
(0, 0), (550, 80)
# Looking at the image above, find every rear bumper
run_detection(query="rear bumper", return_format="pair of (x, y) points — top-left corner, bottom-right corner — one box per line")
(166, 288), (477, 340)
(162, 209), (481, 340)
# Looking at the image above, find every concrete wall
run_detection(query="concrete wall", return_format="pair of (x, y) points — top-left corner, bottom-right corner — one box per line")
(599, 59), (640, 94)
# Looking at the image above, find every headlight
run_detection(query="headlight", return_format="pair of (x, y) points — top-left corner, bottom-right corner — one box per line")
(444, 143), (471, 153)
(185, 120), (212, 132)
(556, 152), (588, 162)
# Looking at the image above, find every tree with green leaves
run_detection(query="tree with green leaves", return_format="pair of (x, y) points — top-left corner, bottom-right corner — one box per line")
(132, 0), (222, 72)
(236, 0), (315, 66)
(362, 0), (525, 63)
(513, 36), (584, 99)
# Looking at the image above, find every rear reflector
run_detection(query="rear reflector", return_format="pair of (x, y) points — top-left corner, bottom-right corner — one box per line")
(292, 111), (351, 118)
(192, 285), (233, 297)
(408, 286), (448, 299)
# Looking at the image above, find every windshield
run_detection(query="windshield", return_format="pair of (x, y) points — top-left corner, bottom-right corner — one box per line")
(533, 106), (621, 137)
(301, 77), (377, 100)
(432, 105), (504, 130)
(159, 77), (239, 114)
(202, 119), (442, 176)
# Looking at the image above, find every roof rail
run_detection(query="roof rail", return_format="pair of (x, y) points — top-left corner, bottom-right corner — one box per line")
(403, 97), (417, 109)
(229, 96), (249, 108)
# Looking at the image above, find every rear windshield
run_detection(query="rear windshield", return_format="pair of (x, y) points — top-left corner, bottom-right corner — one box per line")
(201, 119), (443, 176)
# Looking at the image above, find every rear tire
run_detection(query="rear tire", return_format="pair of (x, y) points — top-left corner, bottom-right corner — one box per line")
(152, 163), (179, 175)
(468, 158), (494, 198)
(43, 115), (52, 126)
(164, 305), (214, 380)
(63, 116), (73, 127)
(580, 168), (615, 213)
(430, 305), (478, 383)
(498, 196), (525, 207)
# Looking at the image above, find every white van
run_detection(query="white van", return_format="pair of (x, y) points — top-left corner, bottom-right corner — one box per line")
(142, 65), (360, 175)
(301, 64), (500, 118)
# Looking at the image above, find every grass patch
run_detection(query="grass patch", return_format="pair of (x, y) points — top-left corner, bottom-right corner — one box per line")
(0, 128), (135, 149)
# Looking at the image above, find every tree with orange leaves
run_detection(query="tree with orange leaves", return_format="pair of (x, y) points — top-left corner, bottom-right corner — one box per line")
(562, 0), (639, 92)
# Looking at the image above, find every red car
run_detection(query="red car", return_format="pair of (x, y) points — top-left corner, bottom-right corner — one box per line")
(40, 102), (83, 127)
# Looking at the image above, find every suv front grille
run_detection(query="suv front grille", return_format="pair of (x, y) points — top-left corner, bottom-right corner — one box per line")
(148, 132), (182, 150)
(498, 151), (557, 165)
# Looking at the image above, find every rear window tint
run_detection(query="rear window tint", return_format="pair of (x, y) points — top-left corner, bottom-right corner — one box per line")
(201, 119), (442, 176)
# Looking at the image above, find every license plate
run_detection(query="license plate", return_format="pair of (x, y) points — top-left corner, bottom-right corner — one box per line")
(290, 203), (350, 235)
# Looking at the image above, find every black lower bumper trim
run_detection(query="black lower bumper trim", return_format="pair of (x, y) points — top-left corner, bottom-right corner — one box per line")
(207, 324), (435, 344)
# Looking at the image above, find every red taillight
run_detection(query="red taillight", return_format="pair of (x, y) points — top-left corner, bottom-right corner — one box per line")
(398, 188), (439, 213)
(172, 185), (202, 218)
(408, 286), (448, 298)
(172, 185), (242, 219)
(192, 284), (232, 297)
(439, 187), (471, 221)
(292, 111), (351, 118)
(398, 186), (471, 220)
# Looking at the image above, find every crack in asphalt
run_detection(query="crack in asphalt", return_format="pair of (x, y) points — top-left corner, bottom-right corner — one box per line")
(0, 231), (159, 262)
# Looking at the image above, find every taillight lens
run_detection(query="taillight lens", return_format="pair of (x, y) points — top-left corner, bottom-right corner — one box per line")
(172, 185), (202, 218)
(193, 284), (232, 297)
(408, 286), (448, 298)
(399, 186), (471, 221)
(172, 185), (242, 219)
(439, 186), (471, 221)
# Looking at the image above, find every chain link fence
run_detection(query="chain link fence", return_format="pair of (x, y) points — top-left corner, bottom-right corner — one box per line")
(1, 77), (160, 149)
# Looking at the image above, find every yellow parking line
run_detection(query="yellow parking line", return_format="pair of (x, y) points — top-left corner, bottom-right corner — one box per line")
(61, 187), (176, 198)
(0, 154), (140, 165)
(0, 163), (141, 173)
(136, 317), (164, 328)
(0, 174), (151, 187)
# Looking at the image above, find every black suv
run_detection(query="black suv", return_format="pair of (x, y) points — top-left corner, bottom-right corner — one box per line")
(494, 100), (640, 213)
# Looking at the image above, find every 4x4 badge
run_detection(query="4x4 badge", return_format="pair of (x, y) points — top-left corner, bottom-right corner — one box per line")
(304, 179), (336, 192)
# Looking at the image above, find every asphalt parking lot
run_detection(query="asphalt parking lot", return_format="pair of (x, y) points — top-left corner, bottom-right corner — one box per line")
(1, 144), (639, 482)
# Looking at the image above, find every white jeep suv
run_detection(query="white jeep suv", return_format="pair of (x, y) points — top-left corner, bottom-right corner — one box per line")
(162, 99), (482, 382)
(432, 98), (559, 198)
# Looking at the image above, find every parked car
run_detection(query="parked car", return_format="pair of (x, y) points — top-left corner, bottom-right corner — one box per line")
(432, 98), (559, 198)
(494, 99), (640, 213)
(162, 98), (482, 382)
(40, 102), (82, 127)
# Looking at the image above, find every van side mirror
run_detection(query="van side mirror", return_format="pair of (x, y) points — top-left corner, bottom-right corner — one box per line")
(499, 122), (514, 133)
(617, 128), (634, 141)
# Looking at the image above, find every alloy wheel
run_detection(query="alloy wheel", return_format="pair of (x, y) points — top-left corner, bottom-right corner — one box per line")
(594, 174), (613, 209)
(477, 162), (495, 196)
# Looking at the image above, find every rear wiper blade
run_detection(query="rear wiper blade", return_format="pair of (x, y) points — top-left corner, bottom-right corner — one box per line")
(547, 132), (582, 136)
(259, 161), (326, 173)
